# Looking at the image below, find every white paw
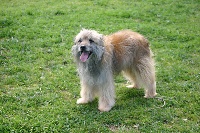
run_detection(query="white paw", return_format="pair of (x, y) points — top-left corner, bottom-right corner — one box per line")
(98, 106), (112, 112)
(126, 84), (138, 89)
(144, 93), (157, 98)
(126, 85), (135, 88)
(76, 98), (89, 104)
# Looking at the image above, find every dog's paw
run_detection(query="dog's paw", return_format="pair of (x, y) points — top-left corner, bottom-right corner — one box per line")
(98, 106), (112, 112)
(126, 84), (138, 89)
(76, 98), (89, 104)
(98, 105), (112, 112)
(144, 93), (157, 98)
(126, 85), (134, 88)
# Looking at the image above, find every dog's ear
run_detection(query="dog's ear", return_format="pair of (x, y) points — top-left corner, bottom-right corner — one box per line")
(98, 34), (104, 46)
(72, 37), (79, 57)
(93, 45), (104, 61)
(73, 38), (76, 45)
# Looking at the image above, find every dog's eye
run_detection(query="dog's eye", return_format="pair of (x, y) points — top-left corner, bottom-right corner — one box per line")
(89, 39), (94, 43)
(78, 39), (82, 43)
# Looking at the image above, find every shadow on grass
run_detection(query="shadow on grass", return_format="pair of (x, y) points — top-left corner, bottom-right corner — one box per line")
(114, 88), (158, 110)
(72, 87), (167, 115)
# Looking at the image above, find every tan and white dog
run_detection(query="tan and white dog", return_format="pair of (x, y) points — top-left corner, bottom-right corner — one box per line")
(72, 29), (157, 112)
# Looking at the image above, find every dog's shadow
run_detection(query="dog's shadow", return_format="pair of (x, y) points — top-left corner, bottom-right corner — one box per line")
(114, 87), (150, 110)
(75, 88), (151, 112)
(117, 87), (144, 99)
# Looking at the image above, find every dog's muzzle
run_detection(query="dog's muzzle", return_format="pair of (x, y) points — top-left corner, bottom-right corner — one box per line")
(79, 45), (92, 62)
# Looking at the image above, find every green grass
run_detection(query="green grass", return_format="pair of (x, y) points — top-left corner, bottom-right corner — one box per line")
(0, 0), (200, 132)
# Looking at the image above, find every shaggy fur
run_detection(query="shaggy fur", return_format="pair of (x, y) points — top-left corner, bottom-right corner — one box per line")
(72, 29), (157, 112)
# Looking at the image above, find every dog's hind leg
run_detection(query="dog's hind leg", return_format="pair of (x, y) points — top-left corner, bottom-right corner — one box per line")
(135, 57), (157, 98)
(122, 69), (139, 89)
(77, 82), (95, 104)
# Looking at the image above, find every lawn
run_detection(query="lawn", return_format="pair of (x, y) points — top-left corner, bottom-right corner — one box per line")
(0, 0), (200, 132)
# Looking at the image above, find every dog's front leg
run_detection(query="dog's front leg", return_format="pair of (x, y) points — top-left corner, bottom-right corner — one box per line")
(98, 79), (115, 112)
(77, 82), (94, 104)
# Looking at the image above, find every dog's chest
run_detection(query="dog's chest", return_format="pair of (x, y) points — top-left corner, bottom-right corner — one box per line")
(79, 61), (102, 77)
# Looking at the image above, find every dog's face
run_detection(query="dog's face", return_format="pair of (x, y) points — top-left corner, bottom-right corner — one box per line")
(72, 29), (104, 63)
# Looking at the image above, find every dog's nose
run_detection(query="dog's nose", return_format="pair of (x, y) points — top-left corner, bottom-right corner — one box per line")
(80, 45), (86, 51)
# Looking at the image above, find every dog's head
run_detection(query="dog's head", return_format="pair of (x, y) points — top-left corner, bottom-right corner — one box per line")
(72, 29), (104, 63)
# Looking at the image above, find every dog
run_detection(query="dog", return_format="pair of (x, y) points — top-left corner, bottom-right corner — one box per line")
(71, 29), (157, 112)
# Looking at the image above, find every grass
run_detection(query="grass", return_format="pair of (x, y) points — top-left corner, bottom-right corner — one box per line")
(0, 0), (199, 132)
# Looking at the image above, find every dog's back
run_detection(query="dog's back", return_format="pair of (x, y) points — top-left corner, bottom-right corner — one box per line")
(105, 30), (151, 73)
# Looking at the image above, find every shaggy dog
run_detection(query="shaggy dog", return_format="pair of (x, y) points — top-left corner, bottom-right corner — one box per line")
(72, 29), (157, 112)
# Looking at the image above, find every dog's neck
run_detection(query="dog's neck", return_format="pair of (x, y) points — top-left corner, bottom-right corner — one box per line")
(78, 58), (103, 77)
